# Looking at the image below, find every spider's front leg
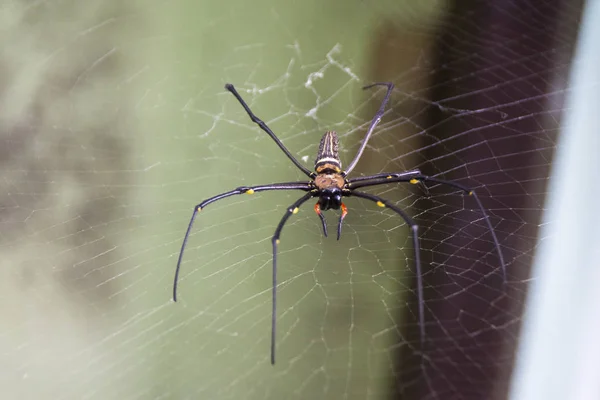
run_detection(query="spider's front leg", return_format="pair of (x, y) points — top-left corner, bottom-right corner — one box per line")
(312, 201), (348, 240)
(347, 169), (429, 196)
(172, 182), (312, 302)
(313, 202), (328, 237)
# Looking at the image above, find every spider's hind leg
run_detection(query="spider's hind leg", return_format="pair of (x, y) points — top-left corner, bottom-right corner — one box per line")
(349, 190), (425, 347)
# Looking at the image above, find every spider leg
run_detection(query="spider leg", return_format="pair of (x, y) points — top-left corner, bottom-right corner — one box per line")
(225, 84), (315, 178)
(314, 203), (328, 237)
(271, 192), (315, 364)
(348, 169), (430, 197)
(348, 169), (420, 183)
(172, 182), (312, 302)
(336, 203), (348, 240)
(349, 190), (424, 347)
(343, 82), (394, 176)
(348, 174), (506, 282)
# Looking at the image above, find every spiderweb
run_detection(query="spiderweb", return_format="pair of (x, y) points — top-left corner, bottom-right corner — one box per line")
(0, 1), (582, 399)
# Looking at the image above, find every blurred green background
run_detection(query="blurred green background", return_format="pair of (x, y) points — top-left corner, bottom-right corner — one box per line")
(1, 1), (445, 398)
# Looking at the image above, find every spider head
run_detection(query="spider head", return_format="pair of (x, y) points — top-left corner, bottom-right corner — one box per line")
(318, 187), (342, 210)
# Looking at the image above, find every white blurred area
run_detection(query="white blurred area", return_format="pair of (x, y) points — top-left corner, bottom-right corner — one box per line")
(510, 1), (600, 399)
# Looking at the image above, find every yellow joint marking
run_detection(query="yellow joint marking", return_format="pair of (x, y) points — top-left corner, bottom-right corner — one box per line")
(376, 201), (385, 208)
(246, 189), (255, 194)
(409, 179), (418, 185)
(468, 191), (473, 196)
(386, 175), (392, 179)
(292, 207), (299, 214)
(275, 239), (281, 245)
(196, 206), (202, 211)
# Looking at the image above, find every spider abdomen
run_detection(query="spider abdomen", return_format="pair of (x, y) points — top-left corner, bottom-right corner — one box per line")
(315, 131), (341, 173)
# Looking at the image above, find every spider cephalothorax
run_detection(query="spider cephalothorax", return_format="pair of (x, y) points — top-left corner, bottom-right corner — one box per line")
(173, 82), (506, 365)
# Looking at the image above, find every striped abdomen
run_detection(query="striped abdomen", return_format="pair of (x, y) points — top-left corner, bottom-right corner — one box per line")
(315, 131), (341, 173)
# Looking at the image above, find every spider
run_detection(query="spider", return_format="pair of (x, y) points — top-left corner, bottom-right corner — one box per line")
(173, 82), (506, 365)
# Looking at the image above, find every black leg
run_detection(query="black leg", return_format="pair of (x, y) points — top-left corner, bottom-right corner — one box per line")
(271, 192), (314, 364)
(314, 202), (348, 240)
(347, 169), (421, 183)
(349, 190), (425, 347)
(348, 174), (506, 282)
(225, 84), (315, 178)
(314, 203), (328, 237)
(343, 82), (394, 175)
(336, 203), (348, 240)
(173, 182), (312, 302)
(348, 169), (429, 197)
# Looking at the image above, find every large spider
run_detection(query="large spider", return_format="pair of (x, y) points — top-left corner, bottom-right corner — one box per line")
(173, 82), (506, 364)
